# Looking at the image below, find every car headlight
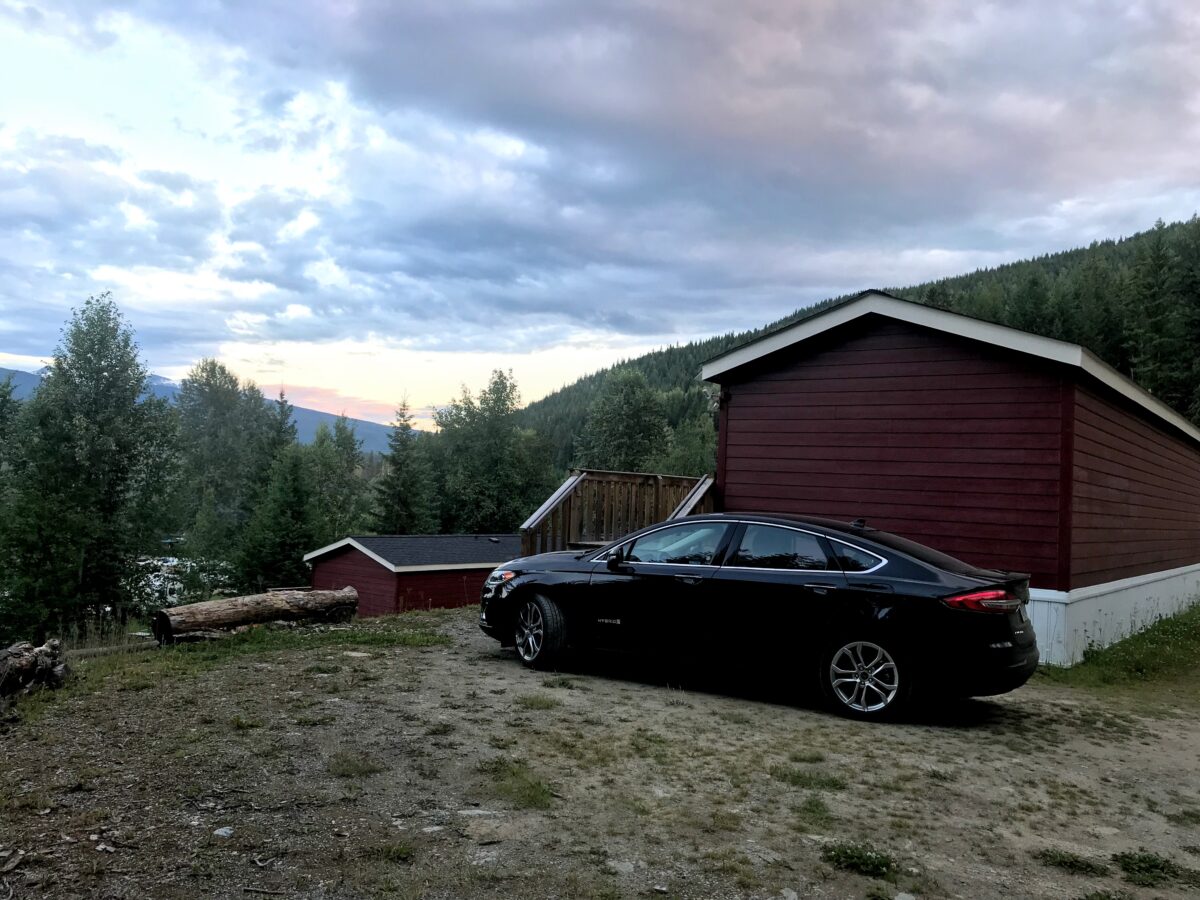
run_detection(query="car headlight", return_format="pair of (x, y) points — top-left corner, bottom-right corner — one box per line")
(486, 569), (516, 585)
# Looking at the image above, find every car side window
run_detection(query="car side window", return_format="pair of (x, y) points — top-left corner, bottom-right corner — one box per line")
(727, 525), (832, 571)
(624, 523), (727, 565)
(830, 542), (884, 573)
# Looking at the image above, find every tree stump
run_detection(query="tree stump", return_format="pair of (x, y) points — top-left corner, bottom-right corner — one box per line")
(0, 639), (69, 702)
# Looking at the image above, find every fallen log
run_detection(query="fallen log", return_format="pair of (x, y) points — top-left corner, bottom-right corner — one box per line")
(151, 587), (358, 643)
(0, 639), (69, 701)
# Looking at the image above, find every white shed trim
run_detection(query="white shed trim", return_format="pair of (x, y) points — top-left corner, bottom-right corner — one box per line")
(303, 537), (504, 574)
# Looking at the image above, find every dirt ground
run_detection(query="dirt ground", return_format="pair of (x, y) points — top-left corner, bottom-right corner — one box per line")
(3, 608), (1200, 900)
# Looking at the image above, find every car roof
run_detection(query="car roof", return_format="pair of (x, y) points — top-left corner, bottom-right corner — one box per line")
(685, 511), (867, 539)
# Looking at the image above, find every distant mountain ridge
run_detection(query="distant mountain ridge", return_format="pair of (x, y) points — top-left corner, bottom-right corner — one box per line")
(0, 366), (393, 453)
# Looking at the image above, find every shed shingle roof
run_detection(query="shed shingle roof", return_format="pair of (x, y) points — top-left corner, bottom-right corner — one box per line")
(303, 534), (520, 571)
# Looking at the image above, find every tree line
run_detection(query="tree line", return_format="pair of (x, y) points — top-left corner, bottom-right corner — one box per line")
(4, 215), (1199, 642)
(0, 297), (716, 643)
(0, 296), (562, 641)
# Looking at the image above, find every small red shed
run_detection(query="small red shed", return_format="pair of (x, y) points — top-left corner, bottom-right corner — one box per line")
(701, 290), (1200, 664)
(305, 534), (521, 617)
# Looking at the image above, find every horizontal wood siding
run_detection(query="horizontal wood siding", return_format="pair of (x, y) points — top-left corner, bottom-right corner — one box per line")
(396, 569), (491, 613)
(1070, 385), (1200, 587)
(718, 317), (1066, 588)
(312, 547), (492, 616)
(311, 548), (397, 617)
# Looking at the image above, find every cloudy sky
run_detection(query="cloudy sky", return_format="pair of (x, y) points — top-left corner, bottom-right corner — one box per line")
(2, 1), (1198, 424)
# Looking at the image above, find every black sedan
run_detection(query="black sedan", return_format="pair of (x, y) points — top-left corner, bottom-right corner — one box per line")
(479, 513), (1039, 718)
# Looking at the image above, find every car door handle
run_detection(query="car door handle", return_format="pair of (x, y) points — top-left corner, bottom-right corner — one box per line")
(803, 583), (838, 595)
(674, 574), (703, 586)
(858, 583), (893, 593)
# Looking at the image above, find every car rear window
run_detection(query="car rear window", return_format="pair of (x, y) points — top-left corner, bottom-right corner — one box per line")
(854, 529), (989, 576)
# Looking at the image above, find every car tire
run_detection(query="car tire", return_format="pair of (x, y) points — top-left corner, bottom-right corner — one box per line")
(514, 594), (566, 669)
(819, 637), (911, 720)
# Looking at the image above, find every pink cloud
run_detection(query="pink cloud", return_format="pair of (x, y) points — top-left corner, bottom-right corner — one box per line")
(276, 384), (397, 424)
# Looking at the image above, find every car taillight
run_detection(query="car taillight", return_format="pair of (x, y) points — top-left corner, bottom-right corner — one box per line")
(942, 589), (1021, 613)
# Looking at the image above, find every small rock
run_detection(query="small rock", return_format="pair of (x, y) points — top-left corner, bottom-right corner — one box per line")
(212, 827), (234, 839)
(342, 651), (371, 658)
(471, 847), (500, 866)
(456, 809), (498, 817)
(895, 893), (916, 900)
(95, 843), (115, 853)
(780, 890), (798, 900)
(88, 834), (99, 842)
(607, 860), (635, 876)
(421, 825), (444, 833)
(653, 887), (669, 895)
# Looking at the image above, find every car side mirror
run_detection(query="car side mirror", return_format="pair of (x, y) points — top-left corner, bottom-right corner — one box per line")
(606, 550), (625, 571)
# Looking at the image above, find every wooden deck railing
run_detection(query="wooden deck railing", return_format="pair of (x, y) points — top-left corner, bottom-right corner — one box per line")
(520, 469), (716, 556)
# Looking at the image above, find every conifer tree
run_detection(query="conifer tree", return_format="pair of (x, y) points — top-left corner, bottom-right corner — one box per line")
(372, 402), (437, 534)
(309, 416), (370, 544)
(237, 445), (316, 591)
(573, 368), (671, 472)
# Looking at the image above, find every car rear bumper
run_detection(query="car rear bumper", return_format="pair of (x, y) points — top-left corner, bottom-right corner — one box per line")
(950, 644), (1040, 697)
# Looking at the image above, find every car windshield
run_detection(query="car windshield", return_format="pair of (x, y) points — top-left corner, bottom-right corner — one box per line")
(625, 523), (726, 565)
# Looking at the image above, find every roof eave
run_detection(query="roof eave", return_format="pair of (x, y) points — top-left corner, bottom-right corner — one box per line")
(697, 290), (1200, 448)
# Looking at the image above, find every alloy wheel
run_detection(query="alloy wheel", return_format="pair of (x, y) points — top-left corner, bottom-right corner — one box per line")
(829, 641), (899, 713)
(515, 601), (544, 662)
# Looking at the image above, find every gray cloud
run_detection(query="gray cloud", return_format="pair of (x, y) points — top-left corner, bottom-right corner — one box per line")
(4, 1), (1200, 373)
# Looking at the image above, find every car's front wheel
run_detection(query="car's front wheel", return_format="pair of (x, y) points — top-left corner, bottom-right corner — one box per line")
(514, 594), (566, 669)
(820, 638), (910, 719)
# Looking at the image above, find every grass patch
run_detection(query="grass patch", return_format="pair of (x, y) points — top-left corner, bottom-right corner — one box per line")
(788, 750), (826, 764)
(360, 842), (414, 864)
(1034, 848), (1109, 876)
(295, 713), (335, 726)
(1111, 849), (1187, 887)
(478, 757), (554, 809)
(228, 715), (261, 730)
(1040, 601), (1200, 687)
(426, 722), (455, 736)
(4, 615), (449, 723)
(1166, 807), (1200, 826)
(514, 693), (561, 710)
(821, 842), (897, 878)
(793, 794), (832, 830)
(769, 765), (846, 791)
(541, 675), (586, 690)
(327, 750), (386, 778)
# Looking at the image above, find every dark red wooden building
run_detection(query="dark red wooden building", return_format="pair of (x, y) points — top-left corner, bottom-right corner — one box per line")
(305, 534), (521, 617)
(701, 290), (1200, 664)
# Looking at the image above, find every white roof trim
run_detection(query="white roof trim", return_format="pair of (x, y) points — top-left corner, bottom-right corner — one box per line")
(303, 538), (506, 574)
(700, 290), (1200, 447)
(303, 537), (397, 570)
(393, 562), (504, 573)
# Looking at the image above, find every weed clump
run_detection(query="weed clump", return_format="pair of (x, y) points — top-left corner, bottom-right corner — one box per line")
(514, 693), (561, 710)
(1033, 848), (1109, 876)
(361, 842), (414, 864)
(478, 757), (554, 809)
(327, 750), (386, 778)
(1111, 849), (1189, 887)
(821, 841), (896, 878)
(769, 765), (846, 791)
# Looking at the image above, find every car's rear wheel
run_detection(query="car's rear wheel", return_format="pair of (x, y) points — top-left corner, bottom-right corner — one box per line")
(820, 638), (910, 719)
(514, 594), (566, 669)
